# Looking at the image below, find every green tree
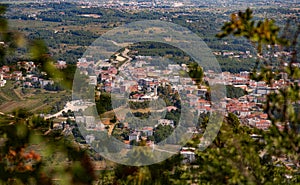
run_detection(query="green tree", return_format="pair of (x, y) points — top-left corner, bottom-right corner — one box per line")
(226, 85), (247, 99)
(95, 92), (113, 114)
(188, 62), (204, 86)
(154, 125), (174, 143)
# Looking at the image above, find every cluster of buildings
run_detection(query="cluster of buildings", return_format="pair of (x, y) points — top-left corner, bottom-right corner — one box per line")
(72, 0), (298, 10)
(222, 69), (300, 131)
(76, 47), (299, 138)
(80, 0), (193, 9)
(76, 50), (203, 145)
(1, 47), (295, 141)
(0, 65), (10, 87)
(0, 61), (69, 89)
(213, 50), (253, 59)
(75, 115), (105, 130)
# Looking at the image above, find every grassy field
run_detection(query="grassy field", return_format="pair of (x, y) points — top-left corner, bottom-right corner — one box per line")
(8, 19), (108, 35)
(8, 19), (60, 31)
(0, 80), (70, 114)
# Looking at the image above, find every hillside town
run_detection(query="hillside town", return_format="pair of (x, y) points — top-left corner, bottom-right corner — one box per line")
(0, 35), (298, 166)
(0, 0), (299, 183)
(1, 47), (298, 138)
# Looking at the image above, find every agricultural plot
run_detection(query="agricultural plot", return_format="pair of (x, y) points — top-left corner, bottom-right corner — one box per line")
(0, 80), (69, 114)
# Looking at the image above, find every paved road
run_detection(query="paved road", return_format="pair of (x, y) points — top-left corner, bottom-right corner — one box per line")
(151, 144), (179, 154)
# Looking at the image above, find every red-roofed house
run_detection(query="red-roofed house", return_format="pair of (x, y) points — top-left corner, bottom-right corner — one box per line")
(1, 66), (9, 73)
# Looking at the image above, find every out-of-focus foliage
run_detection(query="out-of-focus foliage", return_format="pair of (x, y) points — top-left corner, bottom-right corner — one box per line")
(218, 9), (300, 182)
(193, 113), (290, 184)
(29, 39), (73, 90)
(0, 111), (97, 185)
(216, 8), (288, 53)
(0, 4), (96, 185)
(216, 7), (300, 183)
(97, 154), (184, 185)
(1, 4), (73, 90)
(0, 4), (25, 65)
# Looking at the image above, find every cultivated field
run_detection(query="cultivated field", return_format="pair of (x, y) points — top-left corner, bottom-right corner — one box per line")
(0, 80), (70, 114)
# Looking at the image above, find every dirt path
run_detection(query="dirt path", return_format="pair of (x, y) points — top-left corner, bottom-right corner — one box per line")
(13, 89), (24, 100)
(107, 123), (115, 135)
(0, 91), (12, 101)
(30, 103), (48, 112)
